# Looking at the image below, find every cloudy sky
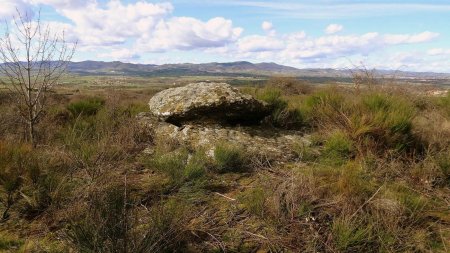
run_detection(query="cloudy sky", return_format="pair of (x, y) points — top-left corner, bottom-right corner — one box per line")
(1, 0), (450, 72)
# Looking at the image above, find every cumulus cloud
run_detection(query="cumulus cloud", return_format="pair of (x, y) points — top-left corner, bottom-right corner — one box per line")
(57, 1), (174, 47)
(139, 17), (242, 51)
(224, 30), (440, 69)
(1, 0), (444, 70)
(98, 48), (140, 61)
(325, 24), (343, 34)
(262, 21), (273, 31)
(261, 21), (276, 36)
(0, 0), (33, 20)
(14, 0), (243, 58)
(238, 35), (284, 52)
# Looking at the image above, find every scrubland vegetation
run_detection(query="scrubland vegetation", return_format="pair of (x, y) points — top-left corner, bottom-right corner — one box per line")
(0, 77), (449, 252)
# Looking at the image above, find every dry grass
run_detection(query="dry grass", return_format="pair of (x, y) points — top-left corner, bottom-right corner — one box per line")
(0, 80), (449, 252)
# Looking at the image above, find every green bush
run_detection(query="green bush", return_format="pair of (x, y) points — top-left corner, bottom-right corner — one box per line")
(184, 150), (207, 180)
(437, 91), (450, 117)
(0, 142), (31, 219)
(257, 87), (304, 128)
(436, 152), (450, 185)
(67, 97), (105, 117)
(321, 131), (354, 166)
(68, 188), (190, 253)
(238, 187), (266, 217)
(67, 185), (129, 253)
(137, 199), (190, 252)
(300, 90), (418, 155)
(0, 233), (24, 251)
(213, 142), (246, 173)
(332, 218), (372, 251)
(151, 149), (189, 183)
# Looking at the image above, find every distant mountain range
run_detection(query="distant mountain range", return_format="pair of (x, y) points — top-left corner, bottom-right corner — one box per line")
(66, 61), (450, 80)
(1, 60), (448, 79)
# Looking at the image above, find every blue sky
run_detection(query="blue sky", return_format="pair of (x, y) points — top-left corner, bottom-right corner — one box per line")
(1, 0), (450, 72)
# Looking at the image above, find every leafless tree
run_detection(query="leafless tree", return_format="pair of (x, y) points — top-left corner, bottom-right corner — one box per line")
(0, 9), (76, 146)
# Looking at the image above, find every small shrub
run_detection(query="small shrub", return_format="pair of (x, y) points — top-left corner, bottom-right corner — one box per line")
(321, 131), (354, 166)
(184, 150), (208, 181)
(0, 142), (32, 219)
(67, 185), (129, 253)
(332, 218), (372, 252)
(213, 142), (246, 173)
(435, 152), (450, 185)
(257, 87), (286, 108)
(137, 199), (190, 252)
(151, 149), (189, 183)
(238, 187), (266, 217)
(67, 97), (105, 117)
(0, 233), (24, 251)
(19, 167), (71, 218)
(266, 76), (313, 95)
(300, 90), (419, 155)
(437, 91), (450, 117)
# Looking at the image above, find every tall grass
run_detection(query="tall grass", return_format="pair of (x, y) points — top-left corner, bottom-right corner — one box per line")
(297, 89), (419, 156)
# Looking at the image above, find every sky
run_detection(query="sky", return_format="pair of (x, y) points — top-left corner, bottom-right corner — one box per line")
(1, 0), (450, 72)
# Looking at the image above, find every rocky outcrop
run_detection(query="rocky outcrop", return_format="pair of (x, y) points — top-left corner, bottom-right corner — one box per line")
(141, 82), (311, 163)
(148, 82), (270, 125)
(138, 113), (310, 162)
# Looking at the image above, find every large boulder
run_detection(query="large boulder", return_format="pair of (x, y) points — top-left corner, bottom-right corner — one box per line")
(137, 112), (311, 163)
(148, 82), (270, 125)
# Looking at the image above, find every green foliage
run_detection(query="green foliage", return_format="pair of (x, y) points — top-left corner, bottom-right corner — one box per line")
(257, 87), (304, 128)
(332, 218), (372, 251)
(213, 142), (246, 173)
(0, 142), (31, 219)
(437, 91), (450, 117)
(300, 90), (418, 155)
(0, 233), (23, 251)
(435, 152), (450, 185)
(238, 187), (266, 217)
(68, 188), (190, 253)
(67, 186), (128, 253)
(257, 87), (286, 109)
(67, 97), (105, 117)
(151, 148), (189, 183)
(321, 131), (354, 166)
(184, 150), (208, 180)
(292, 141), (319, 162)
(19, 167), (71, 218)
(136, 199), (189, 253)
(149, 148), (208, 183)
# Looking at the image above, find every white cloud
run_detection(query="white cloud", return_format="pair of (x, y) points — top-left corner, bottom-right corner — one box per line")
(29, 0), (92, 9)
(261, 21), (273, 31)
(261, 21), (276, 36)
(0, 0), (33, 20)
(214, 1), (450, 19)
(325, 24), (343, 34)
(136, 17), (242, 52)
(59, 1), (174, 47)
(223, 30), (441, 70)
(19, 0), (244, 57)
(2, 0), (446, 71)
(238, 35), (284, 52)
(383, 31), (439, 44)
(427, 48), (450, 56)
(98, 48), (140, 61)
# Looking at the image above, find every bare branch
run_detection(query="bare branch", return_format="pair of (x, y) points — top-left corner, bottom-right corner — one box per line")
(0, 8), (76, 146)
